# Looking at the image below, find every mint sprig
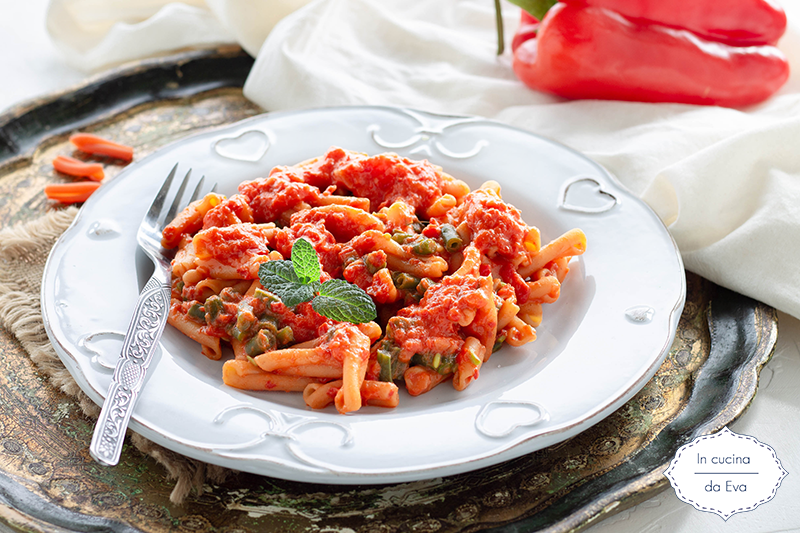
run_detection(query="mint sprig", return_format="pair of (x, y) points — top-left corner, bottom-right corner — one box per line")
(258, 238), (377, 324)
(258, 260), (317, 308)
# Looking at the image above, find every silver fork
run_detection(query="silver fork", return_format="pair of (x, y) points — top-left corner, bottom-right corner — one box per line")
(90, 164), (213, 466)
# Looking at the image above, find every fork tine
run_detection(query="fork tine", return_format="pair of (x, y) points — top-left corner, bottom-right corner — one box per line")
(146, 163), (178, 222)
(210, 183), (218, 194)
(163, 169), (192, 226)
(188, 176), (205, 204)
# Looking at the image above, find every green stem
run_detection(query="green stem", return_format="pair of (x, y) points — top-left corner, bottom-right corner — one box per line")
(495, 0), (505, 55)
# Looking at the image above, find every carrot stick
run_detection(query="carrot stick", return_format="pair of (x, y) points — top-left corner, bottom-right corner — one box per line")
(44, 182), (102, 204)
(52, 155), (104, 181)
(70, 133), (134, 162)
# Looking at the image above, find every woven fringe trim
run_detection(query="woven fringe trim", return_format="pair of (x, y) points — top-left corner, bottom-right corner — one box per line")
(0, 208), (234, 504)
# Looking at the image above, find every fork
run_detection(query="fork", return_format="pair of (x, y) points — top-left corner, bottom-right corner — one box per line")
(89, 164), (212, 466)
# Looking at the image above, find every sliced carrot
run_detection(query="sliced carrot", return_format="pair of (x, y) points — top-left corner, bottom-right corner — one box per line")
(70, 133), (134, 162)
(52, 155), (105, 181)
(44, 182), (102, 204)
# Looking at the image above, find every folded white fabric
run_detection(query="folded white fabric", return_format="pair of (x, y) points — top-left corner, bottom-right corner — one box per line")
(45, 0), (312, 70)
(243, 0), (800, 320)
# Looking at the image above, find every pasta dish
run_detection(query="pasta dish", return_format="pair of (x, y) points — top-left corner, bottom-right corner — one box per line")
(162, 148), (586, 414)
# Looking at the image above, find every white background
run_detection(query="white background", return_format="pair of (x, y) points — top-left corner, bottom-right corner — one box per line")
(0, 0), (798, 531)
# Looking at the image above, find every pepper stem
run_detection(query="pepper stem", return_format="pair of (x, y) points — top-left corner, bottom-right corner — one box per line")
(494, 0), (505, 55)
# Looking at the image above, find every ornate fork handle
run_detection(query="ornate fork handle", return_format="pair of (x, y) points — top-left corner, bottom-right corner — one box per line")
(90, 273), (171, 466)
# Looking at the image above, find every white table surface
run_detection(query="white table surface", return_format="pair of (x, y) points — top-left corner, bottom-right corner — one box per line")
(1, 1), (798, 531)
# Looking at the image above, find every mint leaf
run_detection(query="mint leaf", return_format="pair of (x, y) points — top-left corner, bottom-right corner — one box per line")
(312, 279), (377, 324)
(279, 284), (317, 308)
(258, 241), (377, 323)
(258, 260), (315, 308)
(259, 259), (300, 285)
(291, 237), (322, 284)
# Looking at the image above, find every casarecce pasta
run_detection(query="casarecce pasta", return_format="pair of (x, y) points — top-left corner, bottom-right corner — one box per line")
(162, 147), (586, 414)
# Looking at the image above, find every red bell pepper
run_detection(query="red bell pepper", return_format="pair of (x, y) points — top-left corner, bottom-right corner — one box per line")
(508, 1), (790, 107)
(564, 0), (786, 46)
(511, 10), (540, 52)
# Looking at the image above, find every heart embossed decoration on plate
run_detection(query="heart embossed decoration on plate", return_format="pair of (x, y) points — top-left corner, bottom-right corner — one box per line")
(559, 176), (619, 214)
(213, 130), (270, 162)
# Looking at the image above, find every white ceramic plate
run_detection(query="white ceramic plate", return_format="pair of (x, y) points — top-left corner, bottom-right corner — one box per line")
(42, 106), (685, 484)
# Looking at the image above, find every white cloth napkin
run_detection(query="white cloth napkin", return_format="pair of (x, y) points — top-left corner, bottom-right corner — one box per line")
(47, 0), (800, 321)
(45, 0), (312, 70)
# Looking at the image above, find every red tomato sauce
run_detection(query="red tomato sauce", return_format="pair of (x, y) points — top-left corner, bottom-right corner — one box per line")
(332, 153), (444, 214)
(317, 323), (370, 364)
(270, 301), (331, 344)
(390, 271), (496, 360)
(238, 175), (322, 223)
(202, 194), (253, 229)
(289, 206), (383, 242)
(269, 146), (357, 190)
(439, 188), (528, 260)
(193, 224), (271, 277)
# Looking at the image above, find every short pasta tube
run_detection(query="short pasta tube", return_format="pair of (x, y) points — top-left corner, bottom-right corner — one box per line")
(223, 359), (322, 391)
(453, 337), (485, 391)
(167, 303), (222, 360)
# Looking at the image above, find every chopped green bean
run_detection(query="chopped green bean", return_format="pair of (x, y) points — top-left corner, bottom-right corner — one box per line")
(377, 347), (394, 382)
(245, 329), (277, 356)
(254, 287), (279, 303)
(244, 337), (263, 357)
(376, 341), (404, 381)
(187, 302), (205, 322)
(492, 334), (507, 353)
(257, 318), (278, 334)
(235, 302), (256, 333)
(412, 238), (437, 256)
(416, 278), (435, 296)
(392, 272), (420, 291)
(391, 231), (412, 244)
(440, 223), (463, 252)
(220, 287), (239, 302)
(276, 326), (294, 346)
(229, 326), (248, 342)
(204, 295), (223, 322)
(410, 352), (456, 374)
